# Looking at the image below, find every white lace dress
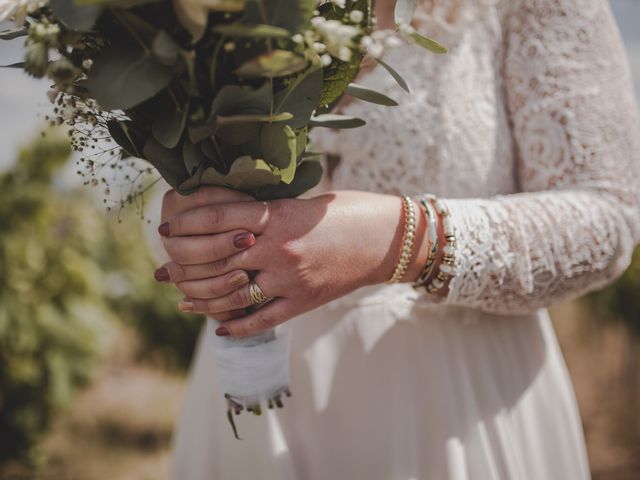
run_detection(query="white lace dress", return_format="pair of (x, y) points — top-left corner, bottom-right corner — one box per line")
(170, 0), (640, 478)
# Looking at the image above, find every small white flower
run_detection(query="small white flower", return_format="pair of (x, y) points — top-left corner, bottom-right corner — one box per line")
(312, 41), (326, 54)
(330, 0), (346, 8)
(310, 16), (325, 27)
(362, 36), (384, 58)
(348, 10), (364, 23)
(384, 35), (402, 48)
(291, 33), (304, 44)
(337, 45), (351, 61)
(320, 53), (332, 66)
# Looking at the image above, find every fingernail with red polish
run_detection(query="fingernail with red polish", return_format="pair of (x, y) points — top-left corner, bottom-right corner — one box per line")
(154, 267), (170, 282)
(178, 300), (194, 312)
(158, 222), (170, 237)
(229, 309), (245, 319)
(215, 326), (230, 336)
(233, 232), (255, 249)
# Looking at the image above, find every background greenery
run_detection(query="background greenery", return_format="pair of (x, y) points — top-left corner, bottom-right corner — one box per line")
(0, 132), (201, 467)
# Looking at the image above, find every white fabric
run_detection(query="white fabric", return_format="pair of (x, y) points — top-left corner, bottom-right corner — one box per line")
(170, 0), (640, 478)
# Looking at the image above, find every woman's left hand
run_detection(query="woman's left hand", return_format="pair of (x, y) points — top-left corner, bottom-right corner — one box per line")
(157, 186), (428, 338)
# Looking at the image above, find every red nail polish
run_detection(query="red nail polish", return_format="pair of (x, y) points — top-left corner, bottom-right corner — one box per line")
(233, 232), (255, 249)
(154, 267), (170, 282)
(215, 326), (230, 336)
(158, 222), (170, 237)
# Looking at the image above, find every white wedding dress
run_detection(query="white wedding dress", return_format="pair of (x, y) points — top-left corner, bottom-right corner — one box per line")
(170, 0), (640, 478)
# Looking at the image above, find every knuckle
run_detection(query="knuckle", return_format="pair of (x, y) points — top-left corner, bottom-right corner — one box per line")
(280, 239), (305, 265)
(204, 206), (224, 228)
(258, 314), (276, 328)
(209, 239), (225, 261)
(228, 288), (248, 309)
(211, 255), (231, 275)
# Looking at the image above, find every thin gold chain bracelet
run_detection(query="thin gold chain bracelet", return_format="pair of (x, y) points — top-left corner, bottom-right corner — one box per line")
(387, 195), (417, 284)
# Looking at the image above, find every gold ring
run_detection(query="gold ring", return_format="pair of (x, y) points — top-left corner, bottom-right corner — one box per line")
(249, 280), (270, 305)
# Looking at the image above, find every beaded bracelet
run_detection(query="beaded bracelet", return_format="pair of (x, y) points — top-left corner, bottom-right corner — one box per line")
(424, 195), (457, 294)
(412, 197), (438, 289)
(387, 195), (417, 284)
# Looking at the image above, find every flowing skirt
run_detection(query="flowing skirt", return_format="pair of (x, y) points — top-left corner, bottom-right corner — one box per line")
(169, 284), (591, 480)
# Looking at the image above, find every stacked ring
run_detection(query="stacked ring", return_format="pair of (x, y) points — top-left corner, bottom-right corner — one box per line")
(249, 280), (270, 305)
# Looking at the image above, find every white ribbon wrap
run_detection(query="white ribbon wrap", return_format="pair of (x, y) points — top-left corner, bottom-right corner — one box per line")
(208, 318), (292, 407)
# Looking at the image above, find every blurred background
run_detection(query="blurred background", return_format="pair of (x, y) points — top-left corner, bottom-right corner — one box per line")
(1, 2), (640, 479)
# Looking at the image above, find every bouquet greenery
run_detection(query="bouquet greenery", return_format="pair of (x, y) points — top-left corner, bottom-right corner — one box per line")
(1, 0), (444, 435)
(1, 0), (444, 202)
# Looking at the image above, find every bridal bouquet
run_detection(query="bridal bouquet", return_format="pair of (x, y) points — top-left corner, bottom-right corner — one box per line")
(1, 0), (444, 436)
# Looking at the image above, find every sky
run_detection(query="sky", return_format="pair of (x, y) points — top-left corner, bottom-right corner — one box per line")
(1, 1), (640, 172)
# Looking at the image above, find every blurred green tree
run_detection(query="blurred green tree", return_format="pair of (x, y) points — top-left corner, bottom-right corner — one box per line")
(0, 131), (201, 466)
(587, 246), (640, 338)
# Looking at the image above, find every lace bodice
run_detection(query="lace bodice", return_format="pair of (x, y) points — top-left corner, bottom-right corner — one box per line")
(312, 0), (640, 314)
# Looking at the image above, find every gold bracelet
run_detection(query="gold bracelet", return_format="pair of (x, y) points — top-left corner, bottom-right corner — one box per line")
(413, 197), (438, 289)
(387, 196), (417, 284)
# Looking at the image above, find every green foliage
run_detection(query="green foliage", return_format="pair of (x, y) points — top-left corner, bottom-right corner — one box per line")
(0, 132), (114, 464)
(0, 132), (201, 465)
(586, 246), (640, 337)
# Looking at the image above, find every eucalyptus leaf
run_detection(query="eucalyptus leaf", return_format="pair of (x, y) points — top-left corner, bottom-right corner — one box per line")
(236, 50), (308, 78)
(244, 0), (313, 33)
(217, 122), (262, 145)
(394, 0), (418, 26)
(84, 43), (173, 110)
(107, 120), (145, 157)
(212, 24), (290, 38)
(210, 84), (272, 119)
(295, 127), (307, 157)
(182, 139), (207, 175)
(309, 114), (366, 129)
(50, 0), (103, 32)
(260, 124), (297, 169)
(408, 32), (447, 54)
(345, 83), (398, 106)
(152, 30), (181, 66)
(216, 112), (293, 125)
(142, 137), (189, 188)
(254, 159), (323, 200)
(375, 58), (410, 93)
(189, 124), (216, 144)
(198, 157), (281, 190)
(0, 27), (28, 40)
(152, 103), (188, 149)
(274, 61), (322, 128)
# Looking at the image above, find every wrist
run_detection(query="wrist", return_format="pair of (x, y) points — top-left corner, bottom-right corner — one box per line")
(368, 197), (429, 286)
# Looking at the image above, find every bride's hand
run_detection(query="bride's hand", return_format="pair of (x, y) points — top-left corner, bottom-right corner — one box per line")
(157, 187), (428, 338)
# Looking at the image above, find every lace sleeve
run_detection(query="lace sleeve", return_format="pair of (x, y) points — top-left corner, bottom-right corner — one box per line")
(441, 0), (640, 314)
